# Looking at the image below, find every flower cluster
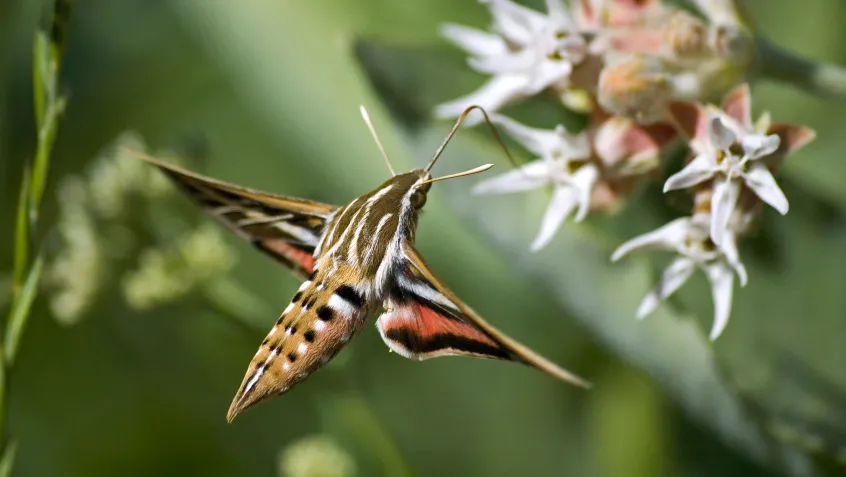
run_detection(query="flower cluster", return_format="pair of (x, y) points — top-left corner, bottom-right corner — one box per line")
(47, 133), (238, 323)
(437, 0), (814, 339)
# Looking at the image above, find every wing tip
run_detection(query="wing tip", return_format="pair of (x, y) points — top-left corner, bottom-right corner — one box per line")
(516, 354), (593, 390)
(563, 372), (593, 390)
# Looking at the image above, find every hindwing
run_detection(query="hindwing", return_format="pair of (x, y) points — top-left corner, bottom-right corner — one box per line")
(376, 239), (591, 388)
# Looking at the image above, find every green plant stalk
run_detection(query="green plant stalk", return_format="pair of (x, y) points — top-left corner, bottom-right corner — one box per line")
(326, 394), (416, 477)
(11, 168), (30, 301)
(5, 256), (45, 366)
(29, 28), (67, 226)
(0, 1), (71, 473)
(756, 36), (846, 100)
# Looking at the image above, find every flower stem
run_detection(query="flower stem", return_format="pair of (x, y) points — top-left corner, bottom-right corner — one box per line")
(756, 36), (846, 100)
(1, 1), (71, 473)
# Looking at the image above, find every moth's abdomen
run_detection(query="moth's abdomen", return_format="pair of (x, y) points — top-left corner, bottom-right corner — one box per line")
(226, 265), (371, 421)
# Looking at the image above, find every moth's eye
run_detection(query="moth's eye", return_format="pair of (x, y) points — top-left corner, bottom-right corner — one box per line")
(410, 190), (427, 209)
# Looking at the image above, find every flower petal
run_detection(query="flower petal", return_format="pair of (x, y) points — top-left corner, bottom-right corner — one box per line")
(473, 160), (550, 195)
(490, 114), (565, 158)
(440, 23), (507, 57)
(571, 163), (599, 222)
(635, 257), (695, 319)
(663, 152), (717, 192)
(740, 133), (780, 160)
(667, 100), (708, 146)
(485, 0), (546, 45)
(434, 74), (529, 120)
(545, 0), (572, 27)
(707, 115), (736, 151)
(610, 217), (691, 261)
(720, 230), (748, 287)
(743, 163), (789, 215)
(703, 260), (735, 340)
(469, 49), (536, 75)
(526, 58), (573, 94)
(709, 178), (740, 246)
(720, 83), (751, 127)
(530, 186), (577, 251)
(767, 123), (816, 155)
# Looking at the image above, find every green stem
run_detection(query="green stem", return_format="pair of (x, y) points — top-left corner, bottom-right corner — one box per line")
(325, 394), (416, 477)
(0, 2), (72, 474)
(756, 36), (846, 100)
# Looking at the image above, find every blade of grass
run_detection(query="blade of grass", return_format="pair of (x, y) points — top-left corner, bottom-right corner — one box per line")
(0, 2), (73, 474)
(11, 166), (31, 301)
(5, 254), (45, 366)
(32, 31), (48, 130)
(30, 96), (66, 223)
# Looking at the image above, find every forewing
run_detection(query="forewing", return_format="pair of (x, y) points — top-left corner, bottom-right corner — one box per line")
(376, 239), (591, 388)
(142, 155), (338, 278)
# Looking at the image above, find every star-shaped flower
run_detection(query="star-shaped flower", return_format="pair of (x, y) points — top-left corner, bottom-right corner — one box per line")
(472, 114), (597, 251)
(435, 0), (588, 121)
(611, 212), (745, 340)
(665, 84), (816, 246)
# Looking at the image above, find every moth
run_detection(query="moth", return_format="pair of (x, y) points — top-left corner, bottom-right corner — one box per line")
(136, 105), (590, 422)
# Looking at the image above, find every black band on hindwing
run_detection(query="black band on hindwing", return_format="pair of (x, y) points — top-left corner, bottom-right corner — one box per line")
(384, 328), (510, 359)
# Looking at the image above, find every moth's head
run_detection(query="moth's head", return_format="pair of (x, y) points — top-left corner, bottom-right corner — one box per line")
(408, 168), (433, 210)
(358, 104), (496, 214)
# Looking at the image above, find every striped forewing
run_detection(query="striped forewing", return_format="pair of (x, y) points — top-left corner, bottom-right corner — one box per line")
(142, 156), (337, 278)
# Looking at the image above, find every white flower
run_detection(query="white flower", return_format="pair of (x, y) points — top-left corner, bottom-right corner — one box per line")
(611, 213), (746, 340)
(435, 0), (586, 122)
(473, 114), (597, 251)
(663, 114), (784, 246)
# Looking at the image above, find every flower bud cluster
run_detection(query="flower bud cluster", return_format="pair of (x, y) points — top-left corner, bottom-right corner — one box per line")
(436, 0), (814, 339)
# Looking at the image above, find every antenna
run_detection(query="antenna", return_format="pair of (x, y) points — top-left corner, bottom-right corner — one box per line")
(418, 164), (493, 186)
(359, 105), (395, 177)
(424, 105), (518, 173)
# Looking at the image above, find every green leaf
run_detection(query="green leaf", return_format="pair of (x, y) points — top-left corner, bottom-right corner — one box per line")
(30, 95), (66, 220)
(30, 0), (73, 219)
(32, 31), (49, 128)
(5, 253), (45, 365)
(11, 166), (31, 301)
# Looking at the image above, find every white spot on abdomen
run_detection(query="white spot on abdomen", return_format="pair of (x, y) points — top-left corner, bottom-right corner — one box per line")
(328, 294), (357, 319)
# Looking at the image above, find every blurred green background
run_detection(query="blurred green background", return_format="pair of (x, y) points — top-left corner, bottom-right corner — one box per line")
(2, 0), (846, 476)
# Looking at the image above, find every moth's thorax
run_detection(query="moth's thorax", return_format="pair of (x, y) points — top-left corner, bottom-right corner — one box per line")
(313, 170), (431, 284)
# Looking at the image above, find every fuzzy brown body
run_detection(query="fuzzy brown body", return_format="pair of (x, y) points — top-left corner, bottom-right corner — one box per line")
(137, 143), (589, 423)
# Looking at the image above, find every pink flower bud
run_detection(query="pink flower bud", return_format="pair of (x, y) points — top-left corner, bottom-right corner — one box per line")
(598, 57), (671, 123)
